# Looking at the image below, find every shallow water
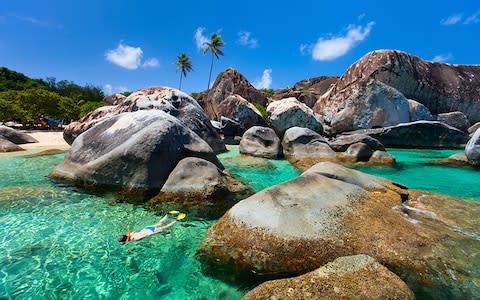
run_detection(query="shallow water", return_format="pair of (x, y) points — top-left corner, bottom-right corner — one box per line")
(356, 149), (480, 200)
(0, 147), (479, 299)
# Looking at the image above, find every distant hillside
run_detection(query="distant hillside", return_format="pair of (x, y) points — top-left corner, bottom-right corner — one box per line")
(0, 67), (104, 124)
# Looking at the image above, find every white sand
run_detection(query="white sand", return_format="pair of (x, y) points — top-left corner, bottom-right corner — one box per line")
(0, 130), (70, 157)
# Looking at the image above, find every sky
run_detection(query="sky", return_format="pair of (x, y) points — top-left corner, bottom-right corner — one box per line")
(0, 0), (479, 94)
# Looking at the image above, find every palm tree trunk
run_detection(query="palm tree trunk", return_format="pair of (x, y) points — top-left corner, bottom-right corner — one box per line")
(179, 73), (183, 90)
(207, 52), (214, 90)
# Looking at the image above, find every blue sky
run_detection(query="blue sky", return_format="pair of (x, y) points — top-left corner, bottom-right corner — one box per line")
(0, 0), (479, 94)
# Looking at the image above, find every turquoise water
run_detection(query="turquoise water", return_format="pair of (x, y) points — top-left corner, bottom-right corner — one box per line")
(356, 149), (480, 200)
(1, 147), (479, 299)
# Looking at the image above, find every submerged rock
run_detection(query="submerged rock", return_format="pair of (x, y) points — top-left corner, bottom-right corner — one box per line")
(0, 125), (38, 144)
(50, 110), (222, 195)
(430, 152), (469, 167)
(146, 157), (251, 215)
(368, 150), (396, 165)
(267, 97), (323, 137)
(239, 126), (282, 159)
(349, 121), (469, 149)
(198, 162), (480, 298)
(64, 86), (226, 153)
(243, 255), (414, 300)
(436, 111), (470, 131)
(465, 128), (480, 166)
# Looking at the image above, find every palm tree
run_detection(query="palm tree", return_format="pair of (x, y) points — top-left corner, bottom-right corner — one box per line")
(203, 33), (224, 90)
(174, 53), (193, 90)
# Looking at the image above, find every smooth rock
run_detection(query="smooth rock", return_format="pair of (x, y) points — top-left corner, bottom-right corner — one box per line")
(220, 116), (245, 137)
(243, 255), (414, 300)
(343, 142), (374, 162)
(267, 97), (323, 137)
(282, 127), (336, 169)
(103, 93), (127, 106)
(431, 152), (469, 167)
(146, 157), (251, 215)
(368, 150), (396, 165)
(0, 137), (25, 152)
(329, 133), (385, 152)
(315, 50), (480, 130)
(198, 68), (268, 120)
(468, 122), (480, 134)
(436, 111), (470, 131)
(465, 128), (480, 166)
(348, 121), (469, 149)
(216, 94), (266, 129)
(408, 99), (434, 121)
(50, 110), (222, 195)
(0, 126), (38, 144)
(63, 86), (226, 153)
(316, 79), (410, 134)
(239, 126), (282, 159)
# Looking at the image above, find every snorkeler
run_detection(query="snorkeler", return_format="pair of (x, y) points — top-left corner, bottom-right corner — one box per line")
(118, 211), (186, 243)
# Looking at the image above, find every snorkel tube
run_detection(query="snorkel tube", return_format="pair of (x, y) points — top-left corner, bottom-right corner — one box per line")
(127, 226), (131, 243)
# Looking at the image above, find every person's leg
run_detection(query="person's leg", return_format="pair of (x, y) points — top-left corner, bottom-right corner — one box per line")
(153, 214), (169, 226)
(156, 220), (177, 232)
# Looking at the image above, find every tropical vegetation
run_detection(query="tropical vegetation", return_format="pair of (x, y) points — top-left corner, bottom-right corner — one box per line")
(203, 33), (225, 90)
(0, 67), (104, 124)
(174, 53), (193, 90)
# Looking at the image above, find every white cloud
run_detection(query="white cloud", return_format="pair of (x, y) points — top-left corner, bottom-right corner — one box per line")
(254, 69), (273, 89)
(358, 13), (366, 21)
(441, 14), (463, 25)
(106, 43), (143, 70)
(143, 58), (159, 68)
(309, 21), (375, 61)
(104, 84), (129, 95)
(238, 31), (258, 48)
(431, 53), (453, 63)
(464, 10), (480, 24)
(194, 27), (209, 50)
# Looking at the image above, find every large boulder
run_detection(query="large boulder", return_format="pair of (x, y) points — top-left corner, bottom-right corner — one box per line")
(198, 162), (480, 298)
(408, 99), (434, 121)
(243, 255), (414, 300)
(267, 97), (323, 137)
(63, 87), (226, 153)
(216, 94), (266, 129)
(198, 68), (268, 120)
(50, 110), (222, 195)
(315, 50), (480, 133)
(465, 128), (480, 166)
(0, 125), (38, 144)
(329, 133), (385, 152)
(368, 150), (396, 165)
(272, 76), (338, 108)
(220, 116), (245, 137)
(468, 122), (480, 134)
(239, 126), (281, 159)
(348, 121), (469, 149)
(146, 157), (252, 215)
(316, 79), (410, 134)
(281, 127), (336, 169)
(341, 142), (374, 162)
(436, 111), (470, 131)
(0, 137), (24, 152)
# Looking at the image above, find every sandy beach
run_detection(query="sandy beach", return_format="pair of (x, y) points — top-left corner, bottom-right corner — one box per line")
(1, 130), (70, 156)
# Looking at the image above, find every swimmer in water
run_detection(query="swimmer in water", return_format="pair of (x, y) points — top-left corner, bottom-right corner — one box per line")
(118, 211), (186, 243)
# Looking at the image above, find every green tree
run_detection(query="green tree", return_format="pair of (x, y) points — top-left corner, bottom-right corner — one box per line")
(203, 33), (224, 90)
(174, 53), (193, 90)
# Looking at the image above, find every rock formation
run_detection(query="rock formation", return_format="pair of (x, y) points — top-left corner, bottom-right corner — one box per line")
(315, 50), (480, 133)
(267, 97), (323, 137)
(63, 86), (226, 153)
(216, 94), (266, 129)
(436, 111), (470, 131)
(103, 93), (127, 106)
(239, 126), (282, 159)
(197, 68), (268, 120)
(243, 255), (414, 300)
(408, 99), (434, 122)
(465, 128), (480, 166)
(272, 76), (338, 108)
(51, 110), (222, 195)
(0, 125), (38, 152)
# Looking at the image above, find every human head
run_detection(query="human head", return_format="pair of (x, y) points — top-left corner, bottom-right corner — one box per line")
(118, 235), (128, 244)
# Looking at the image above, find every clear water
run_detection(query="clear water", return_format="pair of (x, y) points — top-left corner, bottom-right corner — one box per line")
(0, 147), (479, 299)
(356, 149), (480, 200)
